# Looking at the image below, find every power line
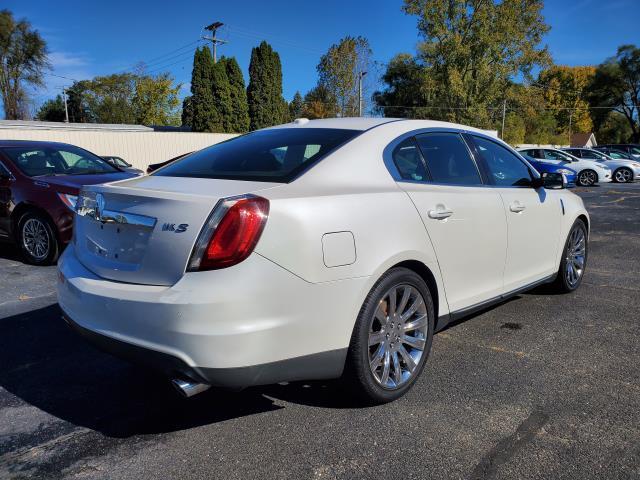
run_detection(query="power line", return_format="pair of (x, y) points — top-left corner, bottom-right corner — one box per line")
(115, 38), (204, 74)
(226, 24), (324, 55)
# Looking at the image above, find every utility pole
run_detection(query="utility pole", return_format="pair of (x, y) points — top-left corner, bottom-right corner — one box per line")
(203, 22), (227, 63)
(568, 111), (573, 147)
(62, 87), (69, 123)
(500, 99), (506, 140)
(358, 71), (368, 117)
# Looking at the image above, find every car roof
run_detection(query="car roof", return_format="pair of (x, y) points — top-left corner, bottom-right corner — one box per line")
(0, 139), (78, 148)
(265, 117), (497, 135)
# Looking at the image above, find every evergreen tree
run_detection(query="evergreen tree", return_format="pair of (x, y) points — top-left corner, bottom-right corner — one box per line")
(190, 47), (219, 132)
(247, 41), (287, 130)
(211, 60), (233, 132)
(288, 91), (304, 120)
(181, 95), (193, 127)
(222, 57), (250, 132)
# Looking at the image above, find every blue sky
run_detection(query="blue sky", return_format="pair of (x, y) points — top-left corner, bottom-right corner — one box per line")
(6, 0), (640, 109)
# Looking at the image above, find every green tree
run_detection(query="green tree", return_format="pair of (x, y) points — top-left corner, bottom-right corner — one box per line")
(222, 56), (250, 132)
(181, 95), (193, 127)
(132, 73), (181, 125)
(588, 45), (640, 142)
(0, 9), (49, 119)
(247, 41), (287, 130)
(66, 80), (94, 123)
(594, 111), (633, 144)
(82, 73), (136, 124)
(288, 91), (304, 120)
(190, 46), (219, 132)
(210, 60), (233, 132)
(36, 94), (66, 121)
(302, 85), (338, 119)
(377, 0), (551, 129)
(374, 53), (430, 118)
(502, 112), (526, 145)
(537, 66), (595, 136)
(317, 36), (372, 117)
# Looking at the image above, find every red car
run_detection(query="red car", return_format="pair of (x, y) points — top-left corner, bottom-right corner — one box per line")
(0, 140), (138, 265)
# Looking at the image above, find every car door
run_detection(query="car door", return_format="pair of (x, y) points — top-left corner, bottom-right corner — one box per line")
(393, 132), (507, 312)
(0, 160), (14, 238)
(469, 135), (562, 291)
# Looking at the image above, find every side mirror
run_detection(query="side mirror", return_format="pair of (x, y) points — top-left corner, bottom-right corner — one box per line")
(543, 172), (565, 189)
(531, 172), (565, 189)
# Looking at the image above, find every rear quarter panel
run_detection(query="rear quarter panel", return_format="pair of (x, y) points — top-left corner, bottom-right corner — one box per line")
(256, 124), (451, 318)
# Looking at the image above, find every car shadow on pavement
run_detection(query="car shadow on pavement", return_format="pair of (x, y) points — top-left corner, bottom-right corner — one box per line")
(0, 304), (361, 440)
(0, 304), (286, 439)
(0, 243), (24, 262)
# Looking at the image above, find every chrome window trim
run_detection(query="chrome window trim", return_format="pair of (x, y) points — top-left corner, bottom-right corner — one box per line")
(383, 127), (532, 188)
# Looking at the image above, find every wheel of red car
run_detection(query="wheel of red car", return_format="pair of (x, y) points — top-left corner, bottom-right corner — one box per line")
(17, 211), (60, 265)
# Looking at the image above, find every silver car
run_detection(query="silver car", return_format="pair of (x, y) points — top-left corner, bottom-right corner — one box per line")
(562, 148), (640, 183)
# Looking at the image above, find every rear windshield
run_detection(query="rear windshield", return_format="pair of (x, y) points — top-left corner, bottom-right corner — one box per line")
(2, 145), (118, 176)
(154, 128), (360, 182)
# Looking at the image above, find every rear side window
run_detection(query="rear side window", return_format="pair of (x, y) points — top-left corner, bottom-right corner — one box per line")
(155, 128), (359, 183)
(392, 138), (428, 181)
(543, 150), (570, 161)
(415, 133), (482, 185)
(472, 136), (532, 187)
(564, 149), (581, 158)
(1, 145), (117, 176)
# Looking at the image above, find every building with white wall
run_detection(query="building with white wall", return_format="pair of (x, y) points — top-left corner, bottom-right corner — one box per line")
(0, 120), (237, 170)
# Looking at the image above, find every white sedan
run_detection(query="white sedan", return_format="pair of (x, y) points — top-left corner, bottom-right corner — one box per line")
(57, 118), (589, 404)
(518, 147), (612, 186)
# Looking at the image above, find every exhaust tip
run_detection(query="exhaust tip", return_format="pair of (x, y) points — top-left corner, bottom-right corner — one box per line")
(171, 378), (211, 398)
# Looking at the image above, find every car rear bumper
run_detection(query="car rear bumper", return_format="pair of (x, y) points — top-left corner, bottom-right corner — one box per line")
(57, 244), (368, 387)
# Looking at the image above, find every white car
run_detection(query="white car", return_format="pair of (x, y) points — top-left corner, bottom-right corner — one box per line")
(562, 147), (640, 183)
(518, 147), (612, 186)
(57, 118), (589, 404)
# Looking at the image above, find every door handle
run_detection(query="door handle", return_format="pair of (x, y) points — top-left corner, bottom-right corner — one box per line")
(509, 202), (526, 213)
(428, 205), (453, 220)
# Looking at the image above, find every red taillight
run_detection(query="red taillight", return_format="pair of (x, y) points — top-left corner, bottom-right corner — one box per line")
(189, 195), (270, 271)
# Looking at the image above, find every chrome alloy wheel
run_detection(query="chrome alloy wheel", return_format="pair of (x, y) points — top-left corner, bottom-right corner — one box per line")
(578, 170), (597, 186)
(22, 218), (50, 260)
(614, 168), (632, 183)
(565, 226), (586, 288)
(368, 285), (428, 389)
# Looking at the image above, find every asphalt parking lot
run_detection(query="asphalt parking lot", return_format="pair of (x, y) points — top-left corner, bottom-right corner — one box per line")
(1, 183), (639, 480)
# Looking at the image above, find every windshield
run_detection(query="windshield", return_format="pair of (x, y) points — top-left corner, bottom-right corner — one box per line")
(154, 128), (360, 182)
(3, 145), (118, 177)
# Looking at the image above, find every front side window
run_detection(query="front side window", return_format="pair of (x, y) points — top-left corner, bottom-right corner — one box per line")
(581, 149), (606, 160)
(564, 149), (581, 158)
(528, 149), (543, 159)
(415, 133), (482, 185)
(2, 145), (118, 177)
(392, 138), (428, 181)
(544, 150), (572, 161)
(155, 128), (359, 182)
(472, 136), (532, 187)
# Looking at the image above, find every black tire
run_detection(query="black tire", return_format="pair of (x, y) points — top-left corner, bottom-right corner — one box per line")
(577, 169), (597, 186)
(17, 211), (60, 265)
(552, 219), (588, 293)
(613, 167), (633, 183)
(343, 267), (434, 404)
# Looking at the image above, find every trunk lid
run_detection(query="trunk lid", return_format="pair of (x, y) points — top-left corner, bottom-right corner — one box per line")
(74, 175), (280, 285)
